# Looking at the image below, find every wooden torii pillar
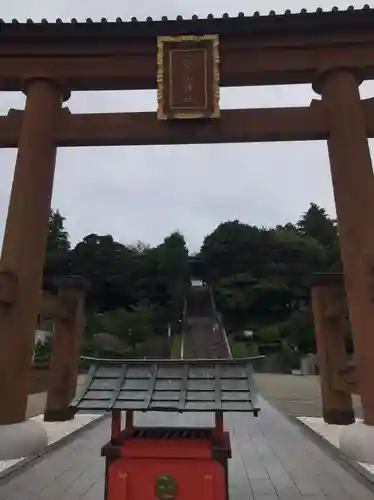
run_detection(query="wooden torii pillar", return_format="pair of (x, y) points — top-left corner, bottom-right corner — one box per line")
(314, 69), (374, 426)
(311, 273), (355, 425)
(43, 276), (90, 422)
(0, 79), (69, 425)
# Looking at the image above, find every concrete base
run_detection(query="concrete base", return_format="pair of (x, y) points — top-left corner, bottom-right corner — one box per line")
(340, 422), (374, 464)
(0, 420), (48, 460)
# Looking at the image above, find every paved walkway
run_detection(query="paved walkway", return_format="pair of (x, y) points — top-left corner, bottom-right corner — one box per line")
(0, 399), (373, 500)
(254, 374), (363, 419)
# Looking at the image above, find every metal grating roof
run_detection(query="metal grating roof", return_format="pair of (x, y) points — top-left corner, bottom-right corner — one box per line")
(71, 357), (260, 414)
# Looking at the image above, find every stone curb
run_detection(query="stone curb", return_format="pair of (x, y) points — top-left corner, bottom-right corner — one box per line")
(288, 414), (374, 494)
(0, 412), (108, 483)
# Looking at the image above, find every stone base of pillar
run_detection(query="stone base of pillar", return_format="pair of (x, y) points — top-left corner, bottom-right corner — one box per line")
(339, 422), (374, 464)
(44, 407), (74, 422)
(0, 420), (48, 460)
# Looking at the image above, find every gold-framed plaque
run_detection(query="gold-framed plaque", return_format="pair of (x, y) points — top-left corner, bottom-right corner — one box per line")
(157, 34), (220, 120)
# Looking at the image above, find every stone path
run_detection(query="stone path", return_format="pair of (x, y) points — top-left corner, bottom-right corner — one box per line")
(254, 374), (363, 419)
(0, 414), (102, 476)
(183, 285), (230, 359)
(298, 416), (374, 478)
(0, 398), (373, 500)
(183, 317), (229, 359)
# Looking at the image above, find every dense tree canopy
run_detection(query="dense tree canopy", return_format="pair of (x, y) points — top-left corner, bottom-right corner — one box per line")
(197, 203), (340, 353)
(43, 203), (341, 355)
(43, 212), (190, 352)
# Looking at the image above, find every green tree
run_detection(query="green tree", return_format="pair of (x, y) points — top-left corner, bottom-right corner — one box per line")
(269, 226), (328, 279)
(47, 209), (70, 253)
(200, 220), (271, 282)
(158, 231), (190, 316)
(134, 231), (189, 323)
(43, 209), (71, 285)
(278, 308), (316, 354)
(70, 234), (139, 311)
(42, 202), (343, 357)
(98, 304), (157, 348)
(297, 203), (336, 245)
(198, 210), (341, 353)
(297, 203), (340, 269)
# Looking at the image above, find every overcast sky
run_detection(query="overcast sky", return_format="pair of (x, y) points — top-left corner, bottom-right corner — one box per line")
(0, 0), (373, 252)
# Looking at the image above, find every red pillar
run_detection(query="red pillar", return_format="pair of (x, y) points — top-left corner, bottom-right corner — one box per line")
(315, 69), (374, 425)
(0, 79), (67, 425)
(44, 276), (89, 422)
(311, 273), (354, 425)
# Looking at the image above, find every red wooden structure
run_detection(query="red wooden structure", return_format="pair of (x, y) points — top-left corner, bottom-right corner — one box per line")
(2, 8), (374, 431)
(70, 357), (259, 500)
(311, 273), (356, 425)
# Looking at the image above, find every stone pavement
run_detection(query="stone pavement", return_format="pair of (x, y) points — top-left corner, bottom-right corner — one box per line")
(0, 414), (102, 476)
(0, 398), (373, 500)
(254, 374), (363, 419)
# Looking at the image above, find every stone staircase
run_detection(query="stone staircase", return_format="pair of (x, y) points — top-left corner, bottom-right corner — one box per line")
(183, 284), (230, 359)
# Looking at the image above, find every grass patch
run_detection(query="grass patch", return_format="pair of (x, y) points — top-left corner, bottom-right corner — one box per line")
(231, 341), (260, 359)
(171, 334), (182, 358)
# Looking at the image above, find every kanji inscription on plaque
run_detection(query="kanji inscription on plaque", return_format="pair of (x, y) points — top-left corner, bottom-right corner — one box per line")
(157, 35), (220, 120)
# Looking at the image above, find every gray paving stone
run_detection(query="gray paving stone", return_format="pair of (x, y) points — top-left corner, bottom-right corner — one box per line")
(290, 477), (324, 496)
(312, 474), (353, 500)
(252, 495), (279, 500)
(229, 483), (254, 500)
(266, 466), (295, 489)
(276, 486), (303, 500)
(79, 480), (105, 500)
(244, 465), (270, 480)
(1, 398), (373, 499)
(250, 478), (277, 495)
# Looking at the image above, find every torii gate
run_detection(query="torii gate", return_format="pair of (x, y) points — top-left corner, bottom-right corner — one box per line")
(0, 8), (374, 462)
